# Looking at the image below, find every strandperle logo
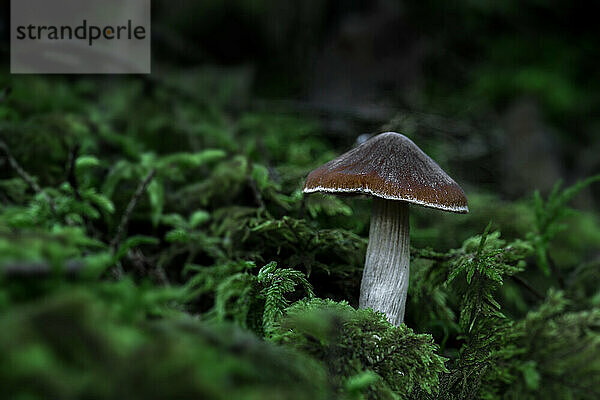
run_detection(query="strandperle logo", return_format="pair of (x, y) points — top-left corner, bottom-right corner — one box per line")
(11, 0), (150, 74)
(15, 20), (147, 47)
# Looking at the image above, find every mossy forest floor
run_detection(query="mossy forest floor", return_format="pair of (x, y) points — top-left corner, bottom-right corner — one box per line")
(0, 74), (599, 399)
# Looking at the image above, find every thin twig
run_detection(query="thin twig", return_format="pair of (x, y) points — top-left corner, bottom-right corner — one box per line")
(411, 247), (452, 261)
(511, 275), (545, 301)
(0, 140), (43, 194)
(110, 169), (156, 252)
(247, 174), (266, 209)
(128, 249), (170, 286)
(66, 144), (82, 200)
(0, 139), (57, 215)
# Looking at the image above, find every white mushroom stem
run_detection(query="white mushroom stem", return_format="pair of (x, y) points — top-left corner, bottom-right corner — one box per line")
(359, 197), (410, 326)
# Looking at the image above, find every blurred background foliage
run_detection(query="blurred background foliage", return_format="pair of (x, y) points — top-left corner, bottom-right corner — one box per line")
(0, 0), (599, 399)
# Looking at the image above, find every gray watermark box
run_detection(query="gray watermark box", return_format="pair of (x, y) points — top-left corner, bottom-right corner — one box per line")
(11, 0), (151, 74)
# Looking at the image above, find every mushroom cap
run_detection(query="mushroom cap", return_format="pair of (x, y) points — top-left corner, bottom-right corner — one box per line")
(303, 132), (468, 213)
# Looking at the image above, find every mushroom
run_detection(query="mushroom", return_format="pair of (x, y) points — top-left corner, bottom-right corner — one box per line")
(303, 132), (468, 325)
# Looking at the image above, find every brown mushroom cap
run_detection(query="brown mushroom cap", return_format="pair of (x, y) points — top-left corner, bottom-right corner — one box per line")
(303, 132), (468, 213)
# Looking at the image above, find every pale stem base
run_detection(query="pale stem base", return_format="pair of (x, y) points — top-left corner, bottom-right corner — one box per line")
(359, 198), (410, 326)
